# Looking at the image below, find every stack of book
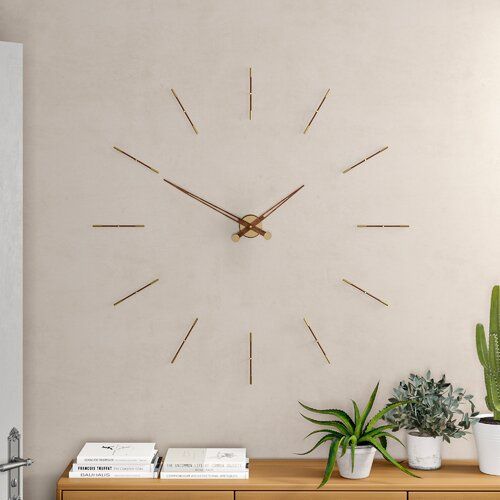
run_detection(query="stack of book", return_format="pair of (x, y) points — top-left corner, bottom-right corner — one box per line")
(160, 448), (249, 479)
(69, 442), (160, 478)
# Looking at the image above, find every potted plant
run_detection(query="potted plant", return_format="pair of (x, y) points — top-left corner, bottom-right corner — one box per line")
(298, 383), (417, 487)
(475, 285), (500, 475)
(385, 371), (476, 470)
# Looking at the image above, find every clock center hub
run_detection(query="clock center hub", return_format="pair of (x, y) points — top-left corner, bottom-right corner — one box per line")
(239, 214), (262, 238)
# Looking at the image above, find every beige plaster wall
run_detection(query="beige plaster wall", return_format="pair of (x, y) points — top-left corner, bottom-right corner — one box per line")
(2, 1), (500, 498)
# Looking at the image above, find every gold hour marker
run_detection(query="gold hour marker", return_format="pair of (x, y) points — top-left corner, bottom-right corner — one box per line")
(342, 278), (389, 307)
(303, 88), (330, 134)
(170, 318), (199, 364)
(342, 146), (389, 174)
(93, 225), (145, 228)
(303, 318), (331, 364)
(170, 88), (199, 134)
(249, 67), (253, 120)
(249, 332), (253, 385)
(113, 278), (159, 306)
(113, 146), (159, 174)
(357, 225), (409, 228)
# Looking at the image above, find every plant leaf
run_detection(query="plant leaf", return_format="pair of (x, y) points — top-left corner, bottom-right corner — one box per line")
(296, 434), (334, 456)
(362, 424), (395, 439)
(318, 438), (341, 489)
(300, 414), (350, 436)
(352, 400), (361, 437)
(357, 383), (379, 435)
(299, 402), (355, 433)
(363, 436), (419, 478)
(304, 429), (343, 440)
(365, 401), (408, 432)
(371, 431), (405, 448)
(349, 435), (357, 472)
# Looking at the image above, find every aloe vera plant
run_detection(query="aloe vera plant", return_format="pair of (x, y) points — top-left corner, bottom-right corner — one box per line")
(299, 383), (417, 488)
(476, 285), (500, 421)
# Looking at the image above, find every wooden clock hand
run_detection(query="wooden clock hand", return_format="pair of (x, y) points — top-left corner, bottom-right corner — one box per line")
(163, 179), (267, 238)
(234, 185), (304, 240)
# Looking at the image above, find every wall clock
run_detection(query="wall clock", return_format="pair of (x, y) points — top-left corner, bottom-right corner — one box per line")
(95, 67), (410, 384)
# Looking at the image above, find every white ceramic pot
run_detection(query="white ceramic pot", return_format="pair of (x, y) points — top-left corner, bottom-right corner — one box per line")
(473, 414), (500, 475)
(337, 445), (376, 479)
(406, 432), (443, 470)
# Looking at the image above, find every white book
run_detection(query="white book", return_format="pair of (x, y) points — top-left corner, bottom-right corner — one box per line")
(77, 443), (157, 463)
(164, 448), (247, 469)
(160, 471), (249, 480)
(69, 470), (159, 478)
(72, 456), (159, 473)
(161, 464), (248, 473)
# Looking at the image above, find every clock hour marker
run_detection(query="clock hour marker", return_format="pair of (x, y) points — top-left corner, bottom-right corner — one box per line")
(113, 278), (159, 306)
(249, 67), (253, 120)
(357, 225), (409, 228)
(249, 332), (253, 385)
(303, 318), (331, 364)
(170, 318), (199, 364)
(113, 146), (160, 174)
(303, 88), (330, 134)
(170, 88), (199, 135)
(342, 146), (389, 174)
(92, 224), (145, 228)
(342, 278), (389, 307)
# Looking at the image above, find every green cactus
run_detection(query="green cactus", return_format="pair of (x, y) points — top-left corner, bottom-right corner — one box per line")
(476, 285), (500, 421)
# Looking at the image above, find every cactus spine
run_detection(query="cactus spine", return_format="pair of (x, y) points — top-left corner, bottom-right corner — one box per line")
(476, 285), (500, 421)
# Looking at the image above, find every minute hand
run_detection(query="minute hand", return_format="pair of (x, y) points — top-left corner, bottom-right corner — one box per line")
(163, 179), (267, 237)
(236, 185), (305, 239)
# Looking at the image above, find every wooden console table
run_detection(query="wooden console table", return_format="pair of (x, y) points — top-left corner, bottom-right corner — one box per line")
(57, 459), (500, 500)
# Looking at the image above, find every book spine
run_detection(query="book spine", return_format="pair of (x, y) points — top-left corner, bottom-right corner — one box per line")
(73, 464), (154, 472)
(69, 471), (155, 478)
(163, 463), (248, 469)
(160, 472), (249, 479)
(77, 457), (154, 464)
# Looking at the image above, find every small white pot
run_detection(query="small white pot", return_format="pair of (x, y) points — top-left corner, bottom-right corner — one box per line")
(473, 413), (500, 476)
(406, 432), (443, 470)
(337, 445), (376, 479)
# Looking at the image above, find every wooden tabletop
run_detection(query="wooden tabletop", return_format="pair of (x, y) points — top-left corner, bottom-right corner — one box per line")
(57, 459), (500, 491)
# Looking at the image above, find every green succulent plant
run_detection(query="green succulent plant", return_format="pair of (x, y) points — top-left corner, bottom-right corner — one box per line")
(384, 371), (477, 442)
(299, 383), (417, 488)
(476, 285), (500, 421)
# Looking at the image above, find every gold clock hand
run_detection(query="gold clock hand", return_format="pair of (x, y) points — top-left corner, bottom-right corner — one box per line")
(234, 185), (304, 239)
(163, 179), (267, 237)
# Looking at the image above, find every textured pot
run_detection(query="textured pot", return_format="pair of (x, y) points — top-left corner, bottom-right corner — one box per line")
(473, 414), (500, 475)
(406, 432), (442, 470)
(337, 445), (376, 479)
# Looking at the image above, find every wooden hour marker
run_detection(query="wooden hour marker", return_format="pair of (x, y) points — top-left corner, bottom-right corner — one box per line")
(303, 318), (331, 364)
(113, 278), (159, 306)
(342, 278), (389, 307)
(342, 146), (388, 174)
(170, 318), (199, 364)
(113, 146), (159, 174)
(249, 332), (253, 385)
(303, 89), (330, 134)
(357, 225), (409, 228)
(249, 67), (253, 120)
(93, 225), (145, 228)
(170, 88), (199, 134)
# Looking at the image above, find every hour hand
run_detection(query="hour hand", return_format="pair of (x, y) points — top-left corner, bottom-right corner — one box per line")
(235, 185), (304, 239)
(163, 179), (267, 238)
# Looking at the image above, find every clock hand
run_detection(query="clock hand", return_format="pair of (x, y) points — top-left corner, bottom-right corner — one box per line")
(163, 179), (268, 237)
(234, 185), (304, 240)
